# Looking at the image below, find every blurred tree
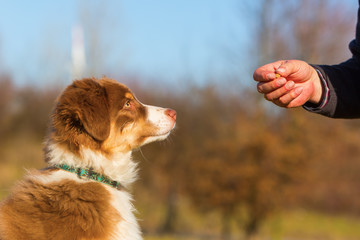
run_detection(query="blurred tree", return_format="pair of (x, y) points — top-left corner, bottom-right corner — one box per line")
(175, 0), (357, 238)
(0, 75), (15, 141)
(251, 0), (354, 65)
(236, 0), (357, 235)
(7, 87), (58, 140)
(0, 80), (59, 198)
(180, 87), (308, 238)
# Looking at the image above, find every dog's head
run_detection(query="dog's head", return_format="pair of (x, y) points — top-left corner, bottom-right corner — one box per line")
(48, 78), (176, 156)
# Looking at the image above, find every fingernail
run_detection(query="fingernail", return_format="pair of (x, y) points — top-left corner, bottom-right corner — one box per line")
(276, 68), (285, 74)
(295, 87), (303, 94)
(266, 73), (273, 80)
(276, 78), (286, 86)
(285, 81), (294, 90)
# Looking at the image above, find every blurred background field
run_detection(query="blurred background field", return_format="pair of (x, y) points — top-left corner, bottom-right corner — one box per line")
(1, 0), (360, 239)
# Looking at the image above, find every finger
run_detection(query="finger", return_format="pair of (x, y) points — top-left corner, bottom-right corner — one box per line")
(277, 87), (304, 107)
(275, 60), (302, 78)
(257, 77), (287, 93)
(263, 81), (295, 100)
(253, 60), (286, 82)
(253, 70), (274, 82)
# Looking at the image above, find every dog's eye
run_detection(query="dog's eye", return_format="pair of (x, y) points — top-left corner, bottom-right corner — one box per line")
(124, 100), (131, 108)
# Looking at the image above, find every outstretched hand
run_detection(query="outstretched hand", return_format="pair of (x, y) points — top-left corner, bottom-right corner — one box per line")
(253, 60), (323, 108)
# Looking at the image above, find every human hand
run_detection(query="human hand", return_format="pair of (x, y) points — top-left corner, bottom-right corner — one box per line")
(253, 60), (322, 108)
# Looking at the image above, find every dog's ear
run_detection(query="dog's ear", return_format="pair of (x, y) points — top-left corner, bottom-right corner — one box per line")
(56, 79), (110, 141)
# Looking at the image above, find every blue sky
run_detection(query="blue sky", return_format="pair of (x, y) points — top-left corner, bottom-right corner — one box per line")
(0, 0), (251, 86)
(0, 0), (357, 86)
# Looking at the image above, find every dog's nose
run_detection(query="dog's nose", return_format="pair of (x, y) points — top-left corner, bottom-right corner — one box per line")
(165, 109), (177, 121)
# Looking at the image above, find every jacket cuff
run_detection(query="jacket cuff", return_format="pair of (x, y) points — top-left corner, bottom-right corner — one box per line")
(303, 67), (330, 111)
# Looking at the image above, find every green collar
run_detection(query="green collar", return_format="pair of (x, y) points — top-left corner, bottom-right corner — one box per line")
(54, 164), (122, 190)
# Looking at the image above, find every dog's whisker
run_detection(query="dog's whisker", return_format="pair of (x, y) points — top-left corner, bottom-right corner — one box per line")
(138, 147), (150, 163)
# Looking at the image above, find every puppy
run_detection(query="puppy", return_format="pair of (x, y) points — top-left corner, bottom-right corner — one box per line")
(0, 78), (176, 240)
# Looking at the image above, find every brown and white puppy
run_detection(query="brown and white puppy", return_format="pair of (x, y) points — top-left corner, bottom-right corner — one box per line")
(0, 78), (176, 240)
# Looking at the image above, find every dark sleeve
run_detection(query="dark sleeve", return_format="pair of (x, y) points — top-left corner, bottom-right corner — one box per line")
(304, 59), (360, 118)
(303, 2), (360, 119)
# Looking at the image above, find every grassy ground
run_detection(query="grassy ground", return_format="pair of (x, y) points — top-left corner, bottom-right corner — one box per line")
(273, 209), (360, 240)
(1, 138), (360, 240)
(144, 209), (360, 240)
(0, 135), (44, 199)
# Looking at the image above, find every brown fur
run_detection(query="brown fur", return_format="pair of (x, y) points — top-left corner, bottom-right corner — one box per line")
(0, 78), (129, 240)
(47, 77), (150, 158)
(0, 77), (175, 240)
(49, 78), (111, 153)
(0, 170), (119, 240)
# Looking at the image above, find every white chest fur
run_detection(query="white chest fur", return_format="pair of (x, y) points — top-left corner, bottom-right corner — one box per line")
(41, 143), (142, 239)
(106, 186), (142, 240)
